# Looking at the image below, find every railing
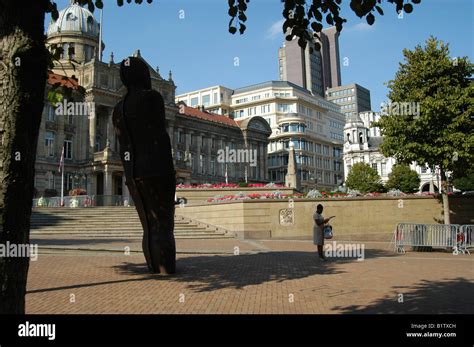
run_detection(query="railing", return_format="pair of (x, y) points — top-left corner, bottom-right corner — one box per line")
(33, 195), (135, 208)
(392, 223), (472, 255)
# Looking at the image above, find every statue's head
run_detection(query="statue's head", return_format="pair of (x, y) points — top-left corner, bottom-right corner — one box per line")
(120, 56), (152, 90)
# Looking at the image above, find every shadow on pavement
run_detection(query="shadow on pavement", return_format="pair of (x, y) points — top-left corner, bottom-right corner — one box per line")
(333, 277), (474, 314)
(27, 249), (397, 294)
(114, 249), (397, 292)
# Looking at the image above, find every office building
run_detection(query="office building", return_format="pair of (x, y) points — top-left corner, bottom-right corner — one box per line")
(326, 83), (371, 118)
(278, 27), (341, 97)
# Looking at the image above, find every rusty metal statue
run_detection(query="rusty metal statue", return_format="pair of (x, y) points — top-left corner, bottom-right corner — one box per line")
(113, 56), (176, 274)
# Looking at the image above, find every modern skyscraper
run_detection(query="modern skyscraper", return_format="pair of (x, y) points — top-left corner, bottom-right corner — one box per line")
(278, 27), (341, 97)
(320, 27), (342, 91)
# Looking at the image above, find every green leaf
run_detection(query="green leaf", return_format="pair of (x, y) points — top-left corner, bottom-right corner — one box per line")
(375, 5), (384, 16)
(366, 13), (375, 25)
(403, 3), (414, 14)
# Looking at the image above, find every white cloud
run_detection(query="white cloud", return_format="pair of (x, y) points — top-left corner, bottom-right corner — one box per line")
(265, 19), (285, 40)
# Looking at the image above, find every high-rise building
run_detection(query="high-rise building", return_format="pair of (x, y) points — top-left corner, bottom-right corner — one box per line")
(326, 83), (371, 118)
(278, 27), (341, 97)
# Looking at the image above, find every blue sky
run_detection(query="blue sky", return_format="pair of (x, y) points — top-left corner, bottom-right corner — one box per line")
(47, 0), (473, 111)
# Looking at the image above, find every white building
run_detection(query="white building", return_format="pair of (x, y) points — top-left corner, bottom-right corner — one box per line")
(231, 81), (345, 191)
(175, 86), (234, 116)
(343, 111), (439, 192)
(176, 81), (346, 191)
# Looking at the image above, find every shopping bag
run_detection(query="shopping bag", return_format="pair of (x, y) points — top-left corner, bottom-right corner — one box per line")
(324, 225), (333, 239)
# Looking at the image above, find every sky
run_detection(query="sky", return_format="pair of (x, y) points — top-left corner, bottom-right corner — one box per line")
(47, 0), (474, 112)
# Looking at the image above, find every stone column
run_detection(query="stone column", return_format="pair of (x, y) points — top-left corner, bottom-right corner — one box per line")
(196, 133), (202, 177)
(259, 142), (266, 180)
(106, 108), (115, 151)
(88, 172), (96, 196)
(206, 134), (211, 176)
(186, 130), (192, 152)
(88, 96), (96, 158)
(104, 165), (113, 196)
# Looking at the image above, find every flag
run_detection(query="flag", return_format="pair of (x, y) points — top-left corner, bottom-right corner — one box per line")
(58, 146), (64, 173)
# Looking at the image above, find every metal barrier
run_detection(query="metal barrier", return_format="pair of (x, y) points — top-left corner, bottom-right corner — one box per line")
(393, 223), (461, 254)
(458, 225), (474, 255)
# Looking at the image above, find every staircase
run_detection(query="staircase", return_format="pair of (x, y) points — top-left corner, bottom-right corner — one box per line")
(30, 207), (234, 239)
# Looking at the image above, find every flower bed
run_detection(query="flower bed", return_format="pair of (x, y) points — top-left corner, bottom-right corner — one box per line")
(207, 191), (304, 203)
(177, 183), (284, 189)
(205, 189), (443, 203)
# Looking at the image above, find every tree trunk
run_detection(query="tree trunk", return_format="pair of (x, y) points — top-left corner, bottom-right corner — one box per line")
(0, 0), (47, 314)
(440, 170), (451, 225)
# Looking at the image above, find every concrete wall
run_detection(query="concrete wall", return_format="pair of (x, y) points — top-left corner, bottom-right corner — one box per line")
(176, 196), (474, 241)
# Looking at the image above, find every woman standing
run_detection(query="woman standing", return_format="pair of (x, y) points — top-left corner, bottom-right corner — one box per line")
(313, 204), (335, 261)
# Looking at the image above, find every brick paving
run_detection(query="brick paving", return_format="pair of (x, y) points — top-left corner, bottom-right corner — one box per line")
(25, 238), (474, 314)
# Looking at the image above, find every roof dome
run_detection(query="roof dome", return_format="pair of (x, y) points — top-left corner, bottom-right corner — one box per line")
(47, 1), (99, 37)
(344, 113), (366, 130)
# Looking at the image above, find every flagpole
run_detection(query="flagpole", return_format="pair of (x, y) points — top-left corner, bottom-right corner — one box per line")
(225, 163), (228, 184)
(60, 167), (64, 207)
(59, 145), (65, 207)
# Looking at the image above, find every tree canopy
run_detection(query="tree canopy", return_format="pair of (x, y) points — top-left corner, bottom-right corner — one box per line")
(345, 162), (384, 193)
(386, 164), (420, 193)
(373, 37), (474, 178)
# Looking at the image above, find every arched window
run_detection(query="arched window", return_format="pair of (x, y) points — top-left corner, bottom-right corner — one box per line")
(359, 132), (363, 144)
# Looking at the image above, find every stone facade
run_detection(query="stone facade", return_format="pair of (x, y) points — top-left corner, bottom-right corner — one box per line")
(343, 112), (439, 192)
(34, 2), (271, 199)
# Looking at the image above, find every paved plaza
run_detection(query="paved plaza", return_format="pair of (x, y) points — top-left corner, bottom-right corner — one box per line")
(26, 237), (474, 314)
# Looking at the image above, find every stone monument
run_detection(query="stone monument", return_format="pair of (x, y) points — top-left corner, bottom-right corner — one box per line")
(285, 141), (301, 190)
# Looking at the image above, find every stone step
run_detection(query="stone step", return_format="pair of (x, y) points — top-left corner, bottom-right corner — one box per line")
(31, 231), (227, 236)
(30, 208), (233, 239)
(31, 227), (211, 233)
(31, 232), (231, 238)
(31, 221), (199, 227)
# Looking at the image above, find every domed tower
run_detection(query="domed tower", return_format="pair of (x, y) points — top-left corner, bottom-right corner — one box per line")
(343, 113), (369, 152)
(46, 0), (102, 67)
